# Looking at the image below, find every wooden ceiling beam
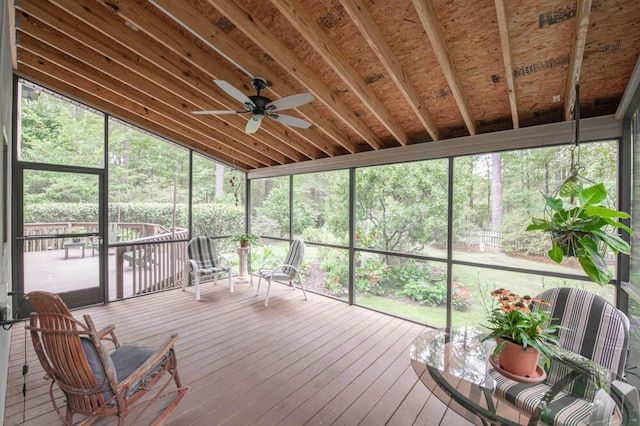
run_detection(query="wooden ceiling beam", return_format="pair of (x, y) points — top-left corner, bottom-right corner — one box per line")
(564, 0), (593, 120)
(17, 33), (276, 168)
(494, 0), (519, 128)
(15, 62), (254, 169)
(8, 0), (17, 70)
(207, 0), (384, 150)
(151, 0), (357, 155)
(340, 0), (440, 141)
(411, 0), (476, 135)
(15, 4), (285, 165)
(42, 0), (315, 163)
(101, 0), (340, 159)
(17, 44), (265, 169)
(272, 0), (409, 146)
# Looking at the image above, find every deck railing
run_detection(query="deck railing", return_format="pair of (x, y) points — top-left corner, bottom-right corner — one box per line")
(22, 222), (167, 252)
(23, 222), (190, 298)
(115, 230), (189, 298)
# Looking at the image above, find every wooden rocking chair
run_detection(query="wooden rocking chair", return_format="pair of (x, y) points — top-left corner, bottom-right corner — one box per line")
(25, 291), (189, 425)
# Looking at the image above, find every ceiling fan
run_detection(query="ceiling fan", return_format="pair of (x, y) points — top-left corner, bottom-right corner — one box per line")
(193, 77), (315, 134)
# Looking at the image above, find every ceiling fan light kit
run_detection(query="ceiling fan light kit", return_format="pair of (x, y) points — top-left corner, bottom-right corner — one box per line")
(193, 77), (315, 134)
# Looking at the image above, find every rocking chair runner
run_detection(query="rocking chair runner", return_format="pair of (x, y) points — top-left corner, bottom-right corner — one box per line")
(25, 291), (189, 425)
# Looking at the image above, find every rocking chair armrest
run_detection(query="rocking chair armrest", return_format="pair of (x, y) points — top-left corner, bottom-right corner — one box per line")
(96, 324), (119, 348)
(116, 333), (179, 390)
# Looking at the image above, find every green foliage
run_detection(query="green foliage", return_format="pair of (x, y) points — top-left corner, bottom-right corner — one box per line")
(355, 162), (449, 252)
(482, 289), (562, 360)
(233, 233), (259, 245)
(355, 256), (390, 295)
(527, 182), (632, 285)
(25, 201), (243, 239)
(397, 280), (447, 306)
(319, 247), (350, 296)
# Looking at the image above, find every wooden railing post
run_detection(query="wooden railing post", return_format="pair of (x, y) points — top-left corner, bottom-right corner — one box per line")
(116, 246), (125, 299)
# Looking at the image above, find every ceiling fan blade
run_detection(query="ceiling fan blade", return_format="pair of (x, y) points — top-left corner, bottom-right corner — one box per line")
(192, 110), (243, 115)
(269, 114), (312, 129)
(214, 80), (255, 108)
(267, 93), (314, 111)
(246, 116), (263, 133)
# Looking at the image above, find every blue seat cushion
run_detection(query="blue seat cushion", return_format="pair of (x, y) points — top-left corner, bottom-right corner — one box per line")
(82, 339), (168, 401)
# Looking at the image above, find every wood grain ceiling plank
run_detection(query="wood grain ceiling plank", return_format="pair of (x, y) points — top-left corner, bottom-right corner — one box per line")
(99, 0), (335, 160)
(271, 0), (409, 146)
(564, 0), (592, 120)
(36, 0), (309, 163)
(340, 0), (440, 141)
(494, 0), (519, 128)
(152, 0), (357, 155)
(17, 33), (277, 168)
(15, 4), (282, 166)
(15, 61), (255, 169)
(17, 44), (266, 169)
(208, 0), (384, 150)
(411, 0), (476, 135)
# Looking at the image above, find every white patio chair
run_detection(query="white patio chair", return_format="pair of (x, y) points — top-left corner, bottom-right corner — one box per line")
(256, 239), (307, 307)
(182, 236), (233, 300)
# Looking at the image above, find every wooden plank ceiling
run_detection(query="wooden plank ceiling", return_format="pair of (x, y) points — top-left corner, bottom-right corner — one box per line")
(11, 0), (640, 171)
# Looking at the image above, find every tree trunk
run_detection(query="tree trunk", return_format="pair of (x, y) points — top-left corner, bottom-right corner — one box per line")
(491, 153), (503, 232)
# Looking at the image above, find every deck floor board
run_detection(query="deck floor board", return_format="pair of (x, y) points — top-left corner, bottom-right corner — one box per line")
(4, 280), (474, 425)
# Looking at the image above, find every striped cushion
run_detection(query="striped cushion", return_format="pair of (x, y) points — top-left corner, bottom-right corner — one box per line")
(281, 239), (305, 277)
(491, 370), (595, 426)
(188, 237), (219, 270)
(535, 288), (628, 379)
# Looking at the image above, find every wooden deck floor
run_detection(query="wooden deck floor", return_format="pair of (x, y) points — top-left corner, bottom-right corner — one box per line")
(4, 280), (475, 426)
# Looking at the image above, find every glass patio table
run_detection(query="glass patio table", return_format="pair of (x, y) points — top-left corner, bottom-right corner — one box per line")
(409, 326), (635, 426)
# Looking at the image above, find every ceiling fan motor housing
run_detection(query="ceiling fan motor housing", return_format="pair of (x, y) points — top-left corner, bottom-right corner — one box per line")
(249, 95), (272, 114)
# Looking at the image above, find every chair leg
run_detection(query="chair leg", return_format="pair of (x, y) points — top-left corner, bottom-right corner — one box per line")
(228, 268), (234, 293)
(256, 275), (263, 296)
(181, 271), (189, 292)
(265, 278), (273, 307)
(298, 275), (308, 300)
(194, 274), (201, 301)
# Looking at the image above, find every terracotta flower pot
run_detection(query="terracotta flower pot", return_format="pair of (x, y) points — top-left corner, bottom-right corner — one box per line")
(496, 338), (540, 377)
(240, 240), (249, 248)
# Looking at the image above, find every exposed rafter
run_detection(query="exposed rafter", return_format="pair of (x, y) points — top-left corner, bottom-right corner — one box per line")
(151, 0), (356, 155)
(494, 0), (519, 129)
(18, 35), (272, 168)
(207, 0), (384, 150)
(411, 0), (476, 135)
(340, 0), (440, 141)
(8, 0), (17, 70)
(8, 0), (639, 171)
(45, 0), (319, 163)
(95, 1), (326, 162)
(564, 0), (593, 120)
(272, 0), (409, 146)
(17, 62), (255, 169)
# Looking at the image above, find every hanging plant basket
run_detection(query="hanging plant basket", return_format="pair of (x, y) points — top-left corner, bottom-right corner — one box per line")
(527, 179), (632, 286)
(526, 84), (632, 286)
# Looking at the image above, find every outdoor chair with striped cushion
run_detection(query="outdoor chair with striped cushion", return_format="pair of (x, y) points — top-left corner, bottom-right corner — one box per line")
(256, 239), (307, 307)
(490, 287), (639, 425)
(182, 236), (233, 300)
